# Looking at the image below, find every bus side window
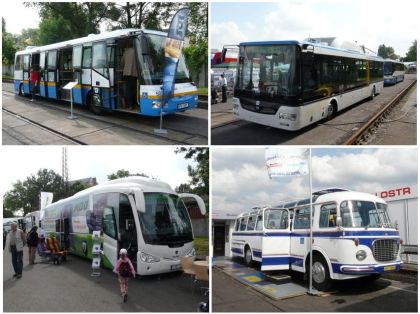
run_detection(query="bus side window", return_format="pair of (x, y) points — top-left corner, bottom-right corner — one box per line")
(235, 219), (240, 231)
(15, 55), (22, 71)
(82, 46), (92, 68)
(294, 207), (310, 229)
(240, 218), (247, 231)
(103, 206), (117, 239)
(247, 215), (256, 231)
(255, 215), (263, 231)
(319, 204), (337, 228)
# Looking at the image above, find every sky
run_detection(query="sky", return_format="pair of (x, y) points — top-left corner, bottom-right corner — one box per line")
(211, 0), (419, 56)
(2, 2), (40, 34)
(212, 147), (418, 216)
(0, 146), (194, 195)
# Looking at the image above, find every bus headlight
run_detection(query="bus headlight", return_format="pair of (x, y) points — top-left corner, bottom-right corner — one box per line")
(279, 112), (297, 121)
(152, 101), (161, 109)
(140, 252), (160, 263)
(356, 250), (367, 261)
(186, 247), (196, 257)
(194, 95), (198, 102)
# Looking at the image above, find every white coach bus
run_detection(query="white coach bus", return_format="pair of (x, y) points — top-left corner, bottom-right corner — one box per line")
(14, 29), (198, 116)
(41, 176), (206, 275)
(233, 38), (384, 130)
(231, 188), (402, 291)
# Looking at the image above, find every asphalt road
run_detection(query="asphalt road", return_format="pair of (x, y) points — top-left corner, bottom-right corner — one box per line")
(3, 249), (207, 312)
(212, 265), (418, 312)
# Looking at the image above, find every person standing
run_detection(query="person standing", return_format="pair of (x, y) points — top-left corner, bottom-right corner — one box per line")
(113, 248), (136, 302)
(122, 45), (138, 110)
(221, 74), (227, 103)
(26, 226), (39, 265)
(5, 222), (26, 278)
(30, 64), (40, 102)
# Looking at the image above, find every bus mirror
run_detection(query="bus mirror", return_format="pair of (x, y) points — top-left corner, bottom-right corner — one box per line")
(133, 189), (146, 213)
(179, 193), (206, 216)
(336, 217), (342, 227)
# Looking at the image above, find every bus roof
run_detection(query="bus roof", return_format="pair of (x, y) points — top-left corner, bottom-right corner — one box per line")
(15, 28), (167, 55)
(238, 40), (383, 61)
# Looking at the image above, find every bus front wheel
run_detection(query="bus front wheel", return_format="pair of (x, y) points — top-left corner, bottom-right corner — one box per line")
(370, 86), (376, 100)
(88, 92), (104, 115)
(19, 83), (24, 96)
(244, 246), (253, 267)
(311, 255), (332, 291)
(326, 102), (336, 120)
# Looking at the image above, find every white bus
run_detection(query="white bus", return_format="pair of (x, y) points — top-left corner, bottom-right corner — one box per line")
(41, 176), (206, 275)
(233, 38), (384, 130)
(14, 29), (198, 116)
(384, 59), (405, 85)
(231, 188), (402, 291)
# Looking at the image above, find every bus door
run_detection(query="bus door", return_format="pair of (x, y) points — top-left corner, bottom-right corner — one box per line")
(261, 208), (290, 271)
(290, 206), (311, 271)
(31, 53), (41, 95)
(107, 42), (116, 108)
(22, 54), (31, 94)
(72, 45), (83, 104)
(39, 52), (48, 97)
(91, 42), (111, 109)
(102, 203), (119, 268)
(46, 50), (58, 99)
(118, 194), (138, 265)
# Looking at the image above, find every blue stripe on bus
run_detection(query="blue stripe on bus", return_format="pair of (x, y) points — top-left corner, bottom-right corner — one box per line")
(261, 256), (290, 266)
(233, 231), (399, 238)
(14, 80), (21, 93)
(252, 250), (262, 258)
(231, 247), (243, 254)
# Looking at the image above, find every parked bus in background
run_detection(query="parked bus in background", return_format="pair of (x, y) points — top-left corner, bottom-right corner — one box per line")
(231, 188), (402, 291)
(233, 37), (384, 131)
(41, 176), (206, 275)
(384, 60), (406, 85)
(14, 29), (198, 116)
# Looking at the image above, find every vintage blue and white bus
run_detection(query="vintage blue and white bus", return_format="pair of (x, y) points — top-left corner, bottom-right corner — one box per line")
(41, 176), (206, 275)
(231, 188), (402, 291)
(13, 29), (198, 116)
(383, 59), (405, 85)
(233, 38), (384, 130)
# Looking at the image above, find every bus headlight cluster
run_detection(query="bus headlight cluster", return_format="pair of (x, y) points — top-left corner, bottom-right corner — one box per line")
(194, 95), (198, 102)
(152, 101), (161, 109)
(356, 250), (367, 261)
(186, 247), (196, 257)
(140, 252), (160, 263)
(279, 112), (297, 121)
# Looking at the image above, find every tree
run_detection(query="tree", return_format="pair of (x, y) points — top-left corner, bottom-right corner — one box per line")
(183, 39), (208, 85)
(107, 169), (149, 180)
(3, 208), (15, 218)
(377, 44), (399, 60)
(403, 40), (417, 62)
(38, 16), (73, 45)
(175, 147), (209, 197)
(2, 17), (17, 65)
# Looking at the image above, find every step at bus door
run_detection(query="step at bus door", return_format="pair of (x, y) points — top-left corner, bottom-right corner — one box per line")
(39, 52), (48, 98)
(72, 45), (83, 104)
(261, 208), (290, 271)
(46, 49), (58, 99)
(102, 205), (119, 268)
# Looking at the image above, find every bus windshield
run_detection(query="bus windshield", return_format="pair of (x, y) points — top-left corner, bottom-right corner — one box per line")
(138, 193), (193, 245)
(136, 34), (191, 85)
(384, 62), (393, 76)
(236, 44), (300, 98)
(340, 200), (392, 228)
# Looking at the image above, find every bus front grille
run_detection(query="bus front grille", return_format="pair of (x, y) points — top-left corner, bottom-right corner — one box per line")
(372, 239), (399, 262)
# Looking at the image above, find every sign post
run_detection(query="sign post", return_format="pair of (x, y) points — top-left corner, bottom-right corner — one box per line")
(63, 81), (78, 120)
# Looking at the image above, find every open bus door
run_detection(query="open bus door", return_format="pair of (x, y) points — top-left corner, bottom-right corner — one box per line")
(39, 52), (48, 98)
(22, 54), (31, 94)
(90, 41), (111, 114)
(46, 50), (58, 99)
(261, 208), (291, 271)
(72, 45), (83, 104)
(102, 205), (119, 268)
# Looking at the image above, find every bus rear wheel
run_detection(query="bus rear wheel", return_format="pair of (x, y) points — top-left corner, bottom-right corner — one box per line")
(244, 246), (253, 267)
(326, 102), (336, 120)
(19, 83), (24, 96)
(311, 255), (332, 292)
(88, 92), (103, 115)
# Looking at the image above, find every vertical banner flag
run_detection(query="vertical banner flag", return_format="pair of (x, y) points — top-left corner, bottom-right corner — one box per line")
(39, 191), (54, 220)
(161, 7), (189, 106)
(265, 148), (309, 178)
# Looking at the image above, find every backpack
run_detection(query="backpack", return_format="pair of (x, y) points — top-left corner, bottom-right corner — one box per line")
(27, 231), (37, 246)
(118, 260), (131, 278)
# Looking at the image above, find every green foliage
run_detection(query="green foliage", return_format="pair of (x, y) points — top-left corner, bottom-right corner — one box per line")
(403, 40), (417, 62)
(183, 39), (208, 85)
(2, 17), (16, 65)
(38, 16), (73, 45)
(186, 2), (208, 44)
(107, 169), (149, 181)
(175, 147), (209, 200)
(377, 44), (399, 60)
(3, 209), (15, 218)
(193, 236), (209, 258)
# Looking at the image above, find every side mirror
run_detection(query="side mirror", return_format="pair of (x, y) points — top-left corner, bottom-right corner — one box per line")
(336, 217), (342, 228)
(179, 193), (206, 215)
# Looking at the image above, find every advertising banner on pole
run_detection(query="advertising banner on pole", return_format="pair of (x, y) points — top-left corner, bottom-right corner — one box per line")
(265, 148), (309, 178)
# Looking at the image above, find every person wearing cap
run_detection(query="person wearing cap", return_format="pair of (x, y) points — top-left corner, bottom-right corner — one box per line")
(5, 222), (26, 278)
(113, 248), (136, 302)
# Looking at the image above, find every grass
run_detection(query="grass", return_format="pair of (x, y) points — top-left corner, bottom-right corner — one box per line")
(194, 236), (209, 258)
(2, 75), (13, 81)
(197, 87), (208, 96)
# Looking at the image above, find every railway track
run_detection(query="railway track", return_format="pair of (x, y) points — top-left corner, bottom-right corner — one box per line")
(2, 107), (86, 145)
(342, 79), (417, 145)
(2, 90), (205, 145)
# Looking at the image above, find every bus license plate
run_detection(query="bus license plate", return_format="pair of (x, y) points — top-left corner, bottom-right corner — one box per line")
(384, 265), (396, 271)
(171, 264), (181, 271)
(177, 103), (189, 109)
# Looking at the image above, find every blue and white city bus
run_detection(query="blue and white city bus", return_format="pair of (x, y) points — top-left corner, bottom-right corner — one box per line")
(231, 188), (402, 291)
(233, 38), (384, 131)
(13, 29), (198, 116)
(384, 59), (406, 85)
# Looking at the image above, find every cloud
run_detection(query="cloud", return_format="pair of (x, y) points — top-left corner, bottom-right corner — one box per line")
(211, 21), (248, 50)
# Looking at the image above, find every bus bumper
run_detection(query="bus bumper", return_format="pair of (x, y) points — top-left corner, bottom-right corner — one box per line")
(339, 261), (402, 274)
(139, 94), (198, 116)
